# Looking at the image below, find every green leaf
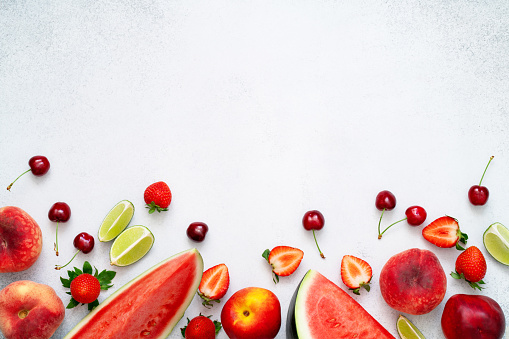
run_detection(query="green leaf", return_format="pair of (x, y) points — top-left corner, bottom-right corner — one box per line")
(74, 267), (83, 276)
(97, 269), (116, 290)
(60, 276), (71, 288)
(180, 318), (191, 337)
(66, 298), (79, 309)
(68, 270), (78, 281)
(273, 272), (279, 284)
(82, 261), (93, 275)
(88, 299), (99, 311)
(450, 271), (463, 280)
(262, 249), (270, 262)
(214, 320), (222, 334)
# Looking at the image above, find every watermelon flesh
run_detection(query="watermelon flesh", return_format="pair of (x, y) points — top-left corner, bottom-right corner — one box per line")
(287, 270), (395, 339)
(64, 248), (203, 339)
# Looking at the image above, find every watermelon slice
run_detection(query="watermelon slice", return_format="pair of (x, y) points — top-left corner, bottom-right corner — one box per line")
(64, 248), (203, 339)
(287, 270), (395, 339)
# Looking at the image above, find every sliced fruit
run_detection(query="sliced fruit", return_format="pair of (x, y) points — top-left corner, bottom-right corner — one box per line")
(340, 255), (372, 295)
(262, 246), (304, 283)
(110, 225), (154, 266)
(64, 248), (203, 339)
(198, 264), (230, 307)
(287, 270), (395, 338)
(483, 222), (509, 265)
(397, 315), (425, 339)
(98, 200), (134, 242)
(422, 216), (468, 250)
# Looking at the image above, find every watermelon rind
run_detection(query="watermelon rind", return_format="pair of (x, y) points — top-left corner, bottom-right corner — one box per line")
(287, 270), (317, 338)
(64, 248), (203, 339)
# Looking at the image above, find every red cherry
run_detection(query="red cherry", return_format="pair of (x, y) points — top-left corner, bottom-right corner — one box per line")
(405, 206), (427, 226)
(302, 210), (325, 259)
(55, 232), (94, 270)
(6, 155), (50, 191)
(187, 222), (209, 242)
(375, 190), (396, 211)
(48, 202), (71, 256)
(74, 232), (95, 253)
(468, 156), (494, 206)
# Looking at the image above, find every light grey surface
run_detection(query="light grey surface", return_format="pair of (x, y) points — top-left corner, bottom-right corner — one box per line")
(1, 1), (509, 338)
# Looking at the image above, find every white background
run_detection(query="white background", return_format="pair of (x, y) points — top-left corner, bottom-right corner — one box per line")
(1, 1), (509, 338)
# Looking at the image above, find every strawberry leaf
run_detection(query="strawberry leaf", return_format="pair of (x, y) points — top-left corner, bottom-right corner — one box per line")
(450, 271), (463, 280)
(146, 201), (168, 214)
(88, 299), (99, 311)
(97, 269), (116, 290)
(66, 298), (79, 309)
(198, 292), (221, 308)
(83, 261), (93, 275)
(262, 249), (270, 262)
(60, 276), (71, 288)
(214, 320), (222, 334)
(272, 272), (279, 284)
(180, 318), (191, 337)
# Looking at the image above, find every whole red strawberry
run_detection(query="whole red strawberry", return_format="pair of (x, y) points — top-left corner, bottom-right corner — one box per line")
(144, 181), (172, 214)
(70, 273), (101, 304)
(451, 246), (487, 290)
(181, 315), (222, 339)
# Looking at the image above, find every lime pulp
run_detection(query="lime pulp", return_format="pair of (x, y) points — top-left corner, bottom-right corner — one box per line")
(483, 222), (509, 266)
(397, 315), (425, 339)
(98, 200), (135, 242)
(110, 225), (154, 266)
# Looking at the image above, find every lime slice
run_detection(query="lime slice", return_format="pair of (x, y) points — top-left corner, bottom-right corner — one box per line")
(98, 200), (135, 242)
(397, 315), (425, 339)
(483, 222), (509, 266)
(110, 225), (154, 266)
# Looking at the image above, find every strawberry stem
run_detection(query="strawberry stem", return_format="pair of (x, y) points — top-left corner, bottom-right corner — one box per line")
(312, 230), (325, 259)
(479, 156), (494, 186)
(55, 250), (80, 270)
(6, 169), (31, 191)
(379, 217), (407, 239)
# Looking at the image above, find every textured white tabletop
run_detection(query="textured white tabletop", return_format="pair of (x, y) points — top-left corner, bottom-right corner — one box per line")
(1, 1), (508, 338)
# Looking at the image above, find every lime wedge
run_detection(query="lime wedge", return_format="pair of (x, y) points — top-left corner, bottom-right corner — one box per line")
(98, 200), (135, 242)
(397, 315), (425, 339)
(110, 225), (154, 266)
(483, 222), (509, 266)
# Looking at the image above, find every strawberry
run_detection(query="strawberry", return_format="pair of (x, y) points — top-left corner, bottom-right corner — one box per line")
(60, 261), (116, 310)
(451, 246), (487, 290)
(422, 216), (468, 250)
(181, 315), (222, 339)
(262, 246), (304, 283)
(340, 255), (373, 295)
(144, 181), (172, 214)
(198, 264), (230, 308)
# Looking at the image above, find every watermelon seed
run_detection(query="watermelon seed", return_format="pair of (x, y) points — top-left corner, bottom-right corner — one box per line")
(141, 330), (150, 336)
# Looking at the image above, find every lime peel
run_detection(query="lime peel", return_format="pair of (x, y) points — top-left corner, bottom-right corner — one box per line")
(110, 225), (154, 266)
(397, 315), (425, 339)
(483, 222), (509, 266)
(98, 200), (134, 242)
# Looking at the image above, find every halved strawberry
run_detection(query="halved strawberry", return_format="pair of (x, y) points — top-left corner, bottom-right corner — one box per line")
(262, 246), (304, 283)
(422, 216), (468, 250)
(340, 255), (372, 295)
(198, 264), (230, 308)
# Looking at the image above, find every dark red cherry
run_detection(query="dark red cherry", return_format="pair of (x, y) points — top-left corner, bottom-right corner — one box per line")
(7, 155), (50, 191)
(187, 222), (208, 242)
(29, 156), (50, 176)
(302, 210), (325, 259)
(74, 232), (95, 254)
(405, 206), (427, 226)
(375, 190), (396, 211)
(302, 210), (325, 230)
(48, 202), (71, 222)
(468, 156), (494, 206)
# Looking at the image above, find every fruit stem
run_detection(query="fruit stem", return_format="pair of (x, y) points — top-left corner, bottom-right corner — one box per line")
(377, 208), (385, 239)
(55, 250), (80, 270)
(479, 156), (494, 186)
(312, 230), (325, 259)
(379, 217), (407, 238)
(55, 221), (59, 256)
(6, 169), (31, 191)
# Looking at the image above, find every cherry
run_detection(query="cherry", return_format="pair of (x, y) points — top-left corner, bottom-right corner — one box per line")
(302, 210), (325, 259)
(378, 206), (427, 239)
(376, 190), (397, 239)
(468, 156), (494, 206)
(55, 232), (95, 270)
(48, 202), (71, 256)
(7, 155), (50, 191)
(187, 222), (208, 242)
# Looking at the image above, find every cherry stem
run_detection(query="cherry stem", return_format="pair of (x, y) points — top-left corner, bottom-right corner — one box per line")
(55, 250), (80, 270)
(55, 221), (59, 256)
(377, 208), (386, 239)
(479, 156), (494, 186)
(379, 217), (407, 239)
(312, 230), (325, 259)
(6, 169), (31, 191)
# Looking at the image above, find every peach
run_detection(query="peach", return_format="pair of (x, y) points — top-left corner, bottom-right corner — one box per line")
(0, 206), (43, 272)
(379, 248), (447, 315)
(0, 280), (65, 339)
(221, 287), (281, 339)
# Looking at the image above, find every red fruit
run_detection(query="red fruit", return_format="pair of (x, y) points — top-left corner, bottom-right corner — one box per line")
(378, 205), (427, 239)
(451, 246), (487, 290)
(144, 181), (172, 213)
(302, 210), (325, 258)
(422, 216), (468, 250)
(263, 246), (304, 283)
(198, 264), (230, 307)
(375, 190), (396, 211)
(7, 155), (50, 191)
(341, 255), (373, 295)
(187, 222), (209, 242)
(48, 202), (71, 256)
(184, 315), (219, 339)
(468, 156), (494, 206)
(70, 274), (101, 304)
